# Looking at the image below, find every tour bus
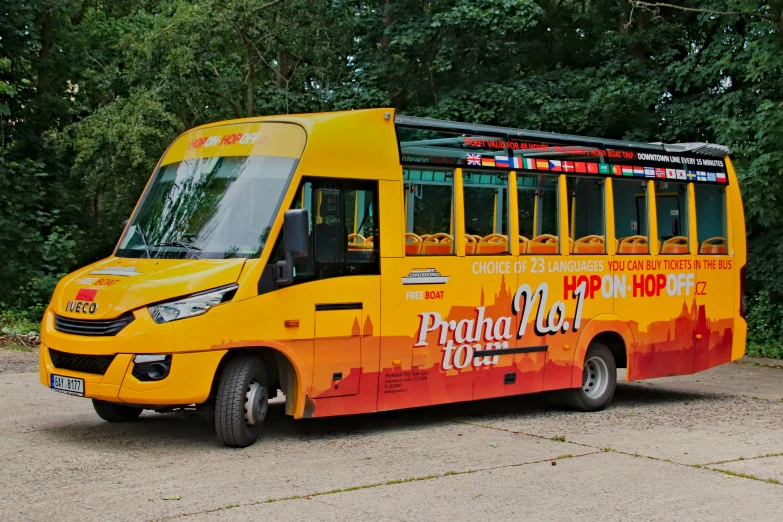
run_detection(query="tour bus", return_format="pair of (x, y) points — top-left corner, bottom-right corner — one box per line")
(40, 109), (746, 447)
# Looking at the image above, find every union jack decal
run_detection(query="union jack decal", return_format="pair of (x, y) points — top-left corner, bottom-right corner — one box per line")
(466, 153), (481, 166)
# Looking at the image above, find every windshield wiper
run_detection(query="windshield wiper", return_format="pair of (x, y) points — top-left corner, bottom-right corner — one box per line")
(136, 223), (152, 258)
(153, 241), (202, 258)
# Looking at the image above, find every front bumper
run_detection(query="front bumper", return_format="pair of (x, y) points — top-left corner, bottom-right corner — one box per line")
(39, 342), (226, 407)
(40, 307), (226, 405)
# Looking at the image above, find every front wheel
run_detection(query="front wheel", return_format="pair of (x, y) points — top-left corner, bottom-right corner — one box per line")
(92, 399), (143, 422)
(214, 356), (269, 448)
(563, 343), (617, 411)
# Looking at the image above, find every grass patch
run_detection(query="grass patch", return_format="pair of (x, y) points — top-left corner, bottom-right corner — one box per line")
(552, 435), (566, 442)
(2, 344), (33, 353)
(709, 468), (781, 485)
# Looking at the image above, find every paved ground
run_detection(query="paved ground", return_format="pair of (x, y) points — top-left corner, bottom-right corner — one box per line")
(1, 354), (782, 521)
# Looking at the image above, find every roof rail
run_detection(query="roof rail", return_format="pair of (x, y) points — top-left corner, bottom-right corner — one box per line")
(654, 142), (731, 157)
(395, 115), (730, 157)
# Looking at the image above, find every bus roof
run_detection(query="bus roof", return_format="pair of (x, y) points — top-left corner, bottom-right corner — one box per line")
(395, 115), (730, 158)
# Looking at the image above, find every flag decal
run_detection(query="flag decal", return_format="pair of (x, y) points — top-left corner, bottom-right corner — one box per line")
(75, 289), (98, 302)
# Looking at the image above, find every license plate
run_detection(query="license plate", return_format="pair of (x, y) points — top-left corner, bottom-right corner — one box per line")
(51, 374), (85, 397)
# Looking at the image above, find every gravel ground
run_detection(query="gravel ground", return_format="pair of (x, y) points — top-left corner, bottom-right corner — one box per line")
(0, 346), (38, 374)
(1, 356), (782, 521)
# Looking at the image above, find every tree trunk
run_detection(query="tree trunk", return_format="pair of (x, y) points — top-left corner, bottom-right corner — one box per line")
(246, 45), (255, 117)
(36, 8), (54, 118)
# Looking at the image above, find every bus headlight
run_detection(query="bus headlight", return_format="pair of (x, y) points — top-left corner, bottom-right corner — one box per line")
(148, 284), (238, 324)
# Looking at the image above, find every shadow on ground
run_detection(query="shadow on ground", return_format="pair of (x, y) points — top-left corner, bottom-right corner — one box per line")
(39, 381), (724, 450)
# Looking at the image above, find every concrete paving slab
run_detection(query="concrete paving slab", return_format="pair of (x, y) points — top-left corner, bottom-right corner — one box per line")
(182, 452), (783, 522)
(182, 498), (396, 522)
(634, 363), (783, 402)
(2, 361), (782, 522)
(0, 372), (587, 522)
(713, 455), (783, 483)
(471, 381), (783, 465)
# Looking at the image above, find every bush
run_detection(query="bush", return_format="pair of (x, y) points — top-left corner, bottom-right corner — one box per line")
(745, 290), (783, 360)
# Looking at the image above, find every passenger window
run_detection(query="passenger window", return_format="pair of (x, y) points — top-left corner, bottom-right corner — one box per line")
(695, 185), (728, 255)
(261, 179), (379, 294)
(566, 177), (605, 254)
(463, 171), (509, 255)
(656, 182), (689, 255)
(612, 179), (649, 254)
(518, 174), (559, 254)
(345, 188), (377, 263)
(404, 169), (454, 255)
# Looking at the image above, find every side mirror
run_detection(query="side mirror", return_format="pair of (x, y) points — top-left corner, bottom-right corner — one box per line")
(283, 209), (309, 257)
(276, 209), (310, 285)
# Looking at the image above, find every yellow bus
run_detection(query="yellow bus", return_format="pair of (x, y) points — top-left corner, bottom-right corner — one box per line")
(40, 109), (746, 447)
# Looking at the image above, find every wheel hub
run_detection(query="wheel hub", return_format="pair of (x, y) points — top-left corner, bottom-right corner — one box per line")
(244, 380), (268, 426)
(582, 356), (609, 399)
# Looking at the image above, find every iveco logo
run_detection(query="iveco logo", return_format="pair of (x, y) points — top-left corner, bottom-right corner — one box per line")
(67, 288), (99, 314)
(66, 301), (98, 314)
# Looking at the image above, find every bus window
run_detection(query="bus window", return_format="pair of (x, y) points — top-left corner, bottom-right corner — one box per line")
(463, 171), (509, 255)
(518, 174), (559, 254)
(404, 169), (454, 255)
(656, 181), (689, 254)
(346, 188), (377, 263)
(613, 179), (649, 254)
(567, 176), (605, 254)
(695, 184), (728, 255)
(263, 179), (380, 292)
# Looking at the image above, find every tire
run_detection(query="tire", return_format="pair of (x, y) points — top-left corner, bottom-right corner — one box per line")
(92, 399), (143, 422)
(563, 343), (617, 411)
(214, 356), (269, 448)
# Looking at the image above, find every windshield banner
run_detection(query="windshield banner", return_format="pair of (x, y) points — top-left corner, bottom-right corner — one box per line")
(162, 122), (306, 165)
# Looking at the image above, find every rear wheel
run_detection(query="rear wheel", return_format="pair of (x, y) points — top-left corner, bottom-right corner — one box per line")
(214, 356), (269, 448)
(563, 343), (617, 411)
(92, 399), (143, 422)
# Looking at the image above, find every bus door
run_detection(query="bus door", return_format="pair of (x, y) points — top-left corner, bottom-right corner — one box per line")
(313, 304), (364, 398)
(693, 183), (734, 371)
(270, 180), (381, 408)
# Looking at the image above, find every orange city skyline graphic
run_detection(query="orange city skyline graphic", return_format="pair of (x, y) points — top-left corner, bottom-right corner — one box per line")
(308, 275), (733, 418)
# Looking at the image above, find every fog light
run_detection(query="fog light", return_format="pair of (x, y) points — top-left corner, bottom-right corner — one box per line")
(132, 354), (172, 382)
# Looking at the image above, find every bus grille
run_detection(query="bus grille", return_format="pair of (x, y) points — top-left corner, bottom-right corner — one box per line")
(48, 348), (116, 375)
(54, 314), (134, 337)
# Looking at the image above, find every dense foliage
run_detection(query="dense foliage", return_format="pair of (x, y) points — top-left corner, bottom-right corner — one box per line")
(2, 0), (783, 350)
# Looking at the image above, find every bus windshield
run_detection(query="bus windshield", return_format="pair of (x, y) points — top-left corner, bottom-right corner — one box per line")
(116, 155), (297, 259)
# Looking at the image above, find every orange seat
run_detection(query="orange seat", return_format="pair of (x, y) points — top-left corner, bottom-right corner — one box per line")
(476, 234), (508, 254)
(518, 236), (530, 254)
(348, 233), (366, 247)
(421, 233), (453, 255)
(572, 235), (605, 255)
(617, 235), (648, 254)
(529, 234), (559, 254)
(405, 233), (422, 255)
(661, 236), (688, 254)
(700, 237), (727, 254)
(465, 234), (478, 254)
